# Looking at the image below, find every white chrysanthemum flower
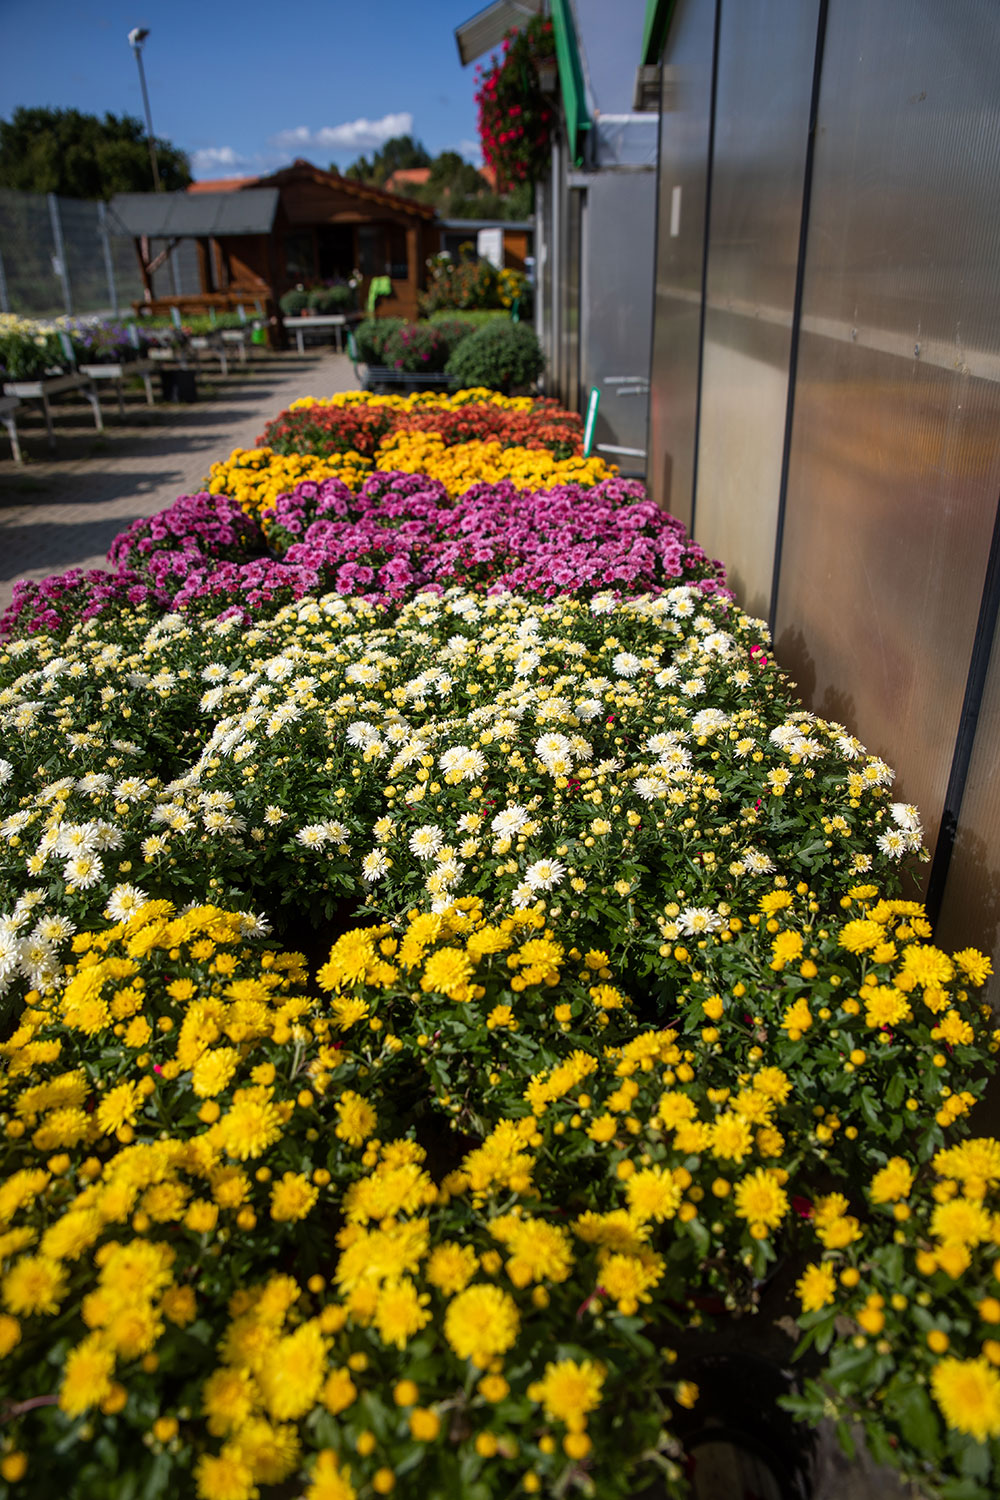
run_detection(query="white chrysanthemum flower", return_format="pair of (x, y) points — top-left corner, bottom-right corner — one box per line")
(141, 835), (168, 859)
(524, 857), (566, 891)
(666, 588), (696, 617)
(701, 631), (733, 657)
(32, 914), (75, 943)
(0, 812), (32, 839)
(535, 732), (572, 766)
(510, 881), (536, 908)
(654, 666), (680, 688)
(491, 805), (530, 836)
(203, 811), (246, 835)
(876, 828), (908, 859)
(409, 825), (445, 859)
(14, 889), (45, 915)
(346, 721), (382, 750)
(0, 759), (14, 786)
(0, 931), (22, 977)
(53, 822), (100, 856)
(742, 849), (775, 875)
(514, 651), (541, 677)
(834, 734), (864, 760)
(200, 686), (227, 712)
(439, 746), (486, 780)
(863, 758), (894, 787)
(677, 907), (723, 935)
(635, 776), (668, 801)
(296, 825), (329, 848)
(263, 806), (285, 826)
(890, 803), (922, 834)
(456, 813), (482, 833)
(576, 699), (603, 720)
(113, 777), (150, 802)
(612, 652), (642, 678)
(322, 820), (349, 844)
(851, 853), (873, 873)
(680, 678), (707, 697)
(63, 852), (103, 890)
(103, 885), (150, 921)
(373, 816), (396, 843)
(362, 851), (391, 882)
(201, 663), (229, 683)
(691, 708), (730, 736)
(589, 593), (617, 615)
(75, 772), (111, 795)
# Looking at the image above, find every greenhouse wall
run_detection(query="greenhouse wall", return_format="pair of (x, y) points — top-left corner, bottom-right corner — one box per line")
(648, 0), (1000, 990)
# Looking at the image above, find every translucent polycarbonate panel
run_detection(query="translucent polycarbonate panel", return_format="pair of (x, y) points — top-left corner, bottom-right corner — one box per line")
(579, 170), (656, 468)
(647, 0), (717, 528)
(693, 0), (819, 621)
(774, 0), (1000, 870)
(561, 185), (583, 411)
(936, 598), (1000, 1014)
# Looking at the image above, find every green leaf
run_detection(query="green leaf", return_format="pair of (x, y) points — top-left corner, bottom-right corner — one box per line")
(885, 1073), (905, 1109)
(891, 1381), (941, 1457)
(834, 1421), (856, 1461)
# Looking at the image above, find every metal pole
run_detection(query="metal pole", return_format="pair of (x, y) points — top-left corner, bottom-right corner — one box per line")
(129, 31), (162, 191)
(98, 201), (119, 316)
(48, 192), (73, 315)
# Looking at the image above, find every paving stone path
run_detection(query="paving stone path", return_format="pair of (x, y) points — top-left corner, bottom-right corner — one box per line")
(0, 349), (359, 613)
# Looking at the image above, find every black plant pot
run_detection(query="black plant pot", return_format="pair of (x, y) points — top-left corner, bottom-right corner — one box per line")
(159, 368), (198, 403)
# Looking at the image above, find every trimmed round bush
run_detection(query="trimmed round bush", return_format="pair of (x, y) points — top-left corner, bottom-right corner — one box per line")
(445, 319), (545, 393)
(279, 288), (309, 316)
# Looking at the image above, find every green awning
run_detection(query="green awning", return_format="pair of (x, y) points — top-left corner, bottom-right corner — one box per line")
(551, 0), (591, 167)
(641, 0), (677, 65)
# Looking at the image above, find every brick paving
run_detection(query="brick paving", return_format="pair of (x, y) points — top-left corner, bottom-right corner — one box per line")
(0, 348), (359, 613)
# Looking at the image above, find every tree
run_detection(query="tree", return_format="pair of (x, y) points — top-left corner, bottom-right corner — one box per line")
(341, 134), (430, 187)
(0, 107), (191, 198)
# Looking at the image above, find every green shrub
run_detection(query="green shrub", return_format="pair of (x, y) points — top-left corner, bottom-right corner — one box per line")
(426, 309), (510, 331)
(355, 317), (406, 364)
(380, 321), (452, 374)
(279, 288), (309, 316)
(308, 283), (357, 314)
(444, 318), (544, 392)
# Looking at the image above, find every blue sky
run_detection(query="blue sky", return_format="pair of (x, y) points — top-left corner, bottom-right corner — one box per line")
(0, 0), (489, 179)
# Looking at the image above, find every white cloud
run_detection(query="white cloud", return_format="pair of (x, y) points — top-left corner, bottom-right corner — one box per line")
(457, 139), (484, 166)
(270, 112), (415, 155)
(190, 146), (262, 179)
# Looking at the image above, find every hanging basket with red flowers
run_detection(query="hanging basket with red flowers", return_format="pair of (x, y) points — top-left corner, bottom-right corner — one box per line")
(475, 15), (557, 192)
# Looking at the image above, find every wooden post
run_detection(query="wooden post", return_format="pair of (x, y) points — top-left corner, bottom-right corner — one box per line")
(136, 236), (153, 302)
(196, 238), (214, 294)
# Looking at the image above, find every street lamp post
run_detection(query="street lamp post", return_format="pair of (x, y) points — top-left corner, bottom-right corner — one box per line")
(128, 27), (162, 192)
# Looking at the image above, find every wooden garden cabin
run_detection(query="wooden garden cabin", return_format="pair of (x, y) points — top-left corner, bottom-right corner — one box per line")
(110, 159), (440, 329)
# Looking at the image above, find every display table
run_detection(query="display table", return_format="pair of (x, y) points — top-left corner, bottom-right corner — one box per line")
(220, 328), (253, 363)
(2, 372), (102, 449)
(282, 313), (361, 354)
(79, 360), (156, 417)
(0, 395), (22, 463)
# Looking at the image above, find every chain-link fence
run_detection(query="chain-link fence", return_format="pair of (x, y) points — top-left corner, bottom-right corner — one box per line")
(0, 188), (201, 318)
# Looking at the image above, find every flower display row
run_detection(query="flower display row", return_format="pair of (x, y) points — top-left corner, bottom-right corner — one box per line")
(0, 314), (154, 383)
(260, 395), (583, 462)
(0, 389), (998, 1499)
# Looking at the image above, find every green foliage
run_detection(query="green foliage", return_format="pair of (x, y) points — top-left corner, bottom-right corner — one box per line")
(380, 322), (453, 374)
(445, 319), (544, 393)
(339, 133), (431, 187)
(355, 317), (407, 364)
(0, 107), (191, 198)
(279, 289), (310, 316)
(308, 284), (357, 314)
